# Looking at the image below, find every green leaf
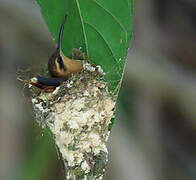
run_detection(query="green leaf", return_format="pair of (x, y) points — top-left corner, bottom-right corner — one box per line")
(36, 0), (133, 94)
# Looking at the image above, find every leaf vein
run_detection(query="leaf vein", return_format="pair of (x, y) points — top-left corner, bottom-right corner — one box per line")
(75, 0), (89, 56)
(85, 22), (118, 63)
(92, 0), (128, 44)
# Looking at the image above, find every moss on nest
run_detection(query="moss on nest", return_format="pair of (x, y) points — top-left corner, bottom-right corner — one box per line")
(28, 48), (116, 180)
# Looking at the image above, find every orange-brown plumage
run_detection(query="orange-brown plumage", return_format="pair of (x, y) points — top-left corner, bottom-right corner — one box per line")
(48, 14), (83, 79)
(48, 51), (82, 78)
(19, 14), (83, 92)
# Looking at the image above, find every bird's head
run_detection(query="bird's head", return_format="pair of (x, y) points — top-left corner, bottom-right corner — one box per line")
(48, 15), (83, 78)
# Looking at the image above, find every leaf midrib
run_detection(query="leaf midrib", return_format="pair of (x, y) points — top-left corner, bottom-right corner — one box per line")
(76, 0), (89, 56)
(76, 0), (128, 62)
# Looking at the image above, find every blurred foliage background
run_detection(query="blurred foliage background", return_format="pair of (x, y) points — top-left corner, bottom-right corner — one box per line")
(1, 0), (196, 180)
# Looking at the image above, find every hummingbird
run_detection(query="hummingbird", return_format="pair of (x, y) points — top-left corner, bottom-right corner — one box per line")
(22, 15), (83, 92)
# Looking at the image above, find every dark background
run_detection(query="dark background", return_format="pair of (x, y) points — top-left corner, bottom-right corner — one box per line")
(1, 0), (196, 179)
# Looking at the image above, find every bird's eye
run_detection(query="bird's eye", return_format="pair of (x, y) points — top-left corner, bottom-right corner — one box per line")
(57, 57), (63, 64)
(57, 56), (65, 70)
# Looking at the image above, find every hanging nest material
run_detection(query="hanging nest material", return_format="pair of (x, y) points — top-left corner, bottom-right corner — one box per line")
(30, 59), (116, 179)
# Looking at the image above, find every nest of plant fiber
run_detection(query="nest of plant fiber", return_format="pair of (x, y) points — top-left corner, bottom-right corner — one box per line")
(30, 61), (116, 180)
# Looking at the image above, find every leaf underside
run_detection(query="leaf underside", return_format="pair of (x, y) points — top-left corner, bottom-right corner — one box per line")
(36, 0), (133, 94)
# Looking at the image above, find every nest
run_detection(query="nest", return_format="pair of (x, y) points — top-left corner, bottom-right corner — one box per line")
(30, 61), (116, 179)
